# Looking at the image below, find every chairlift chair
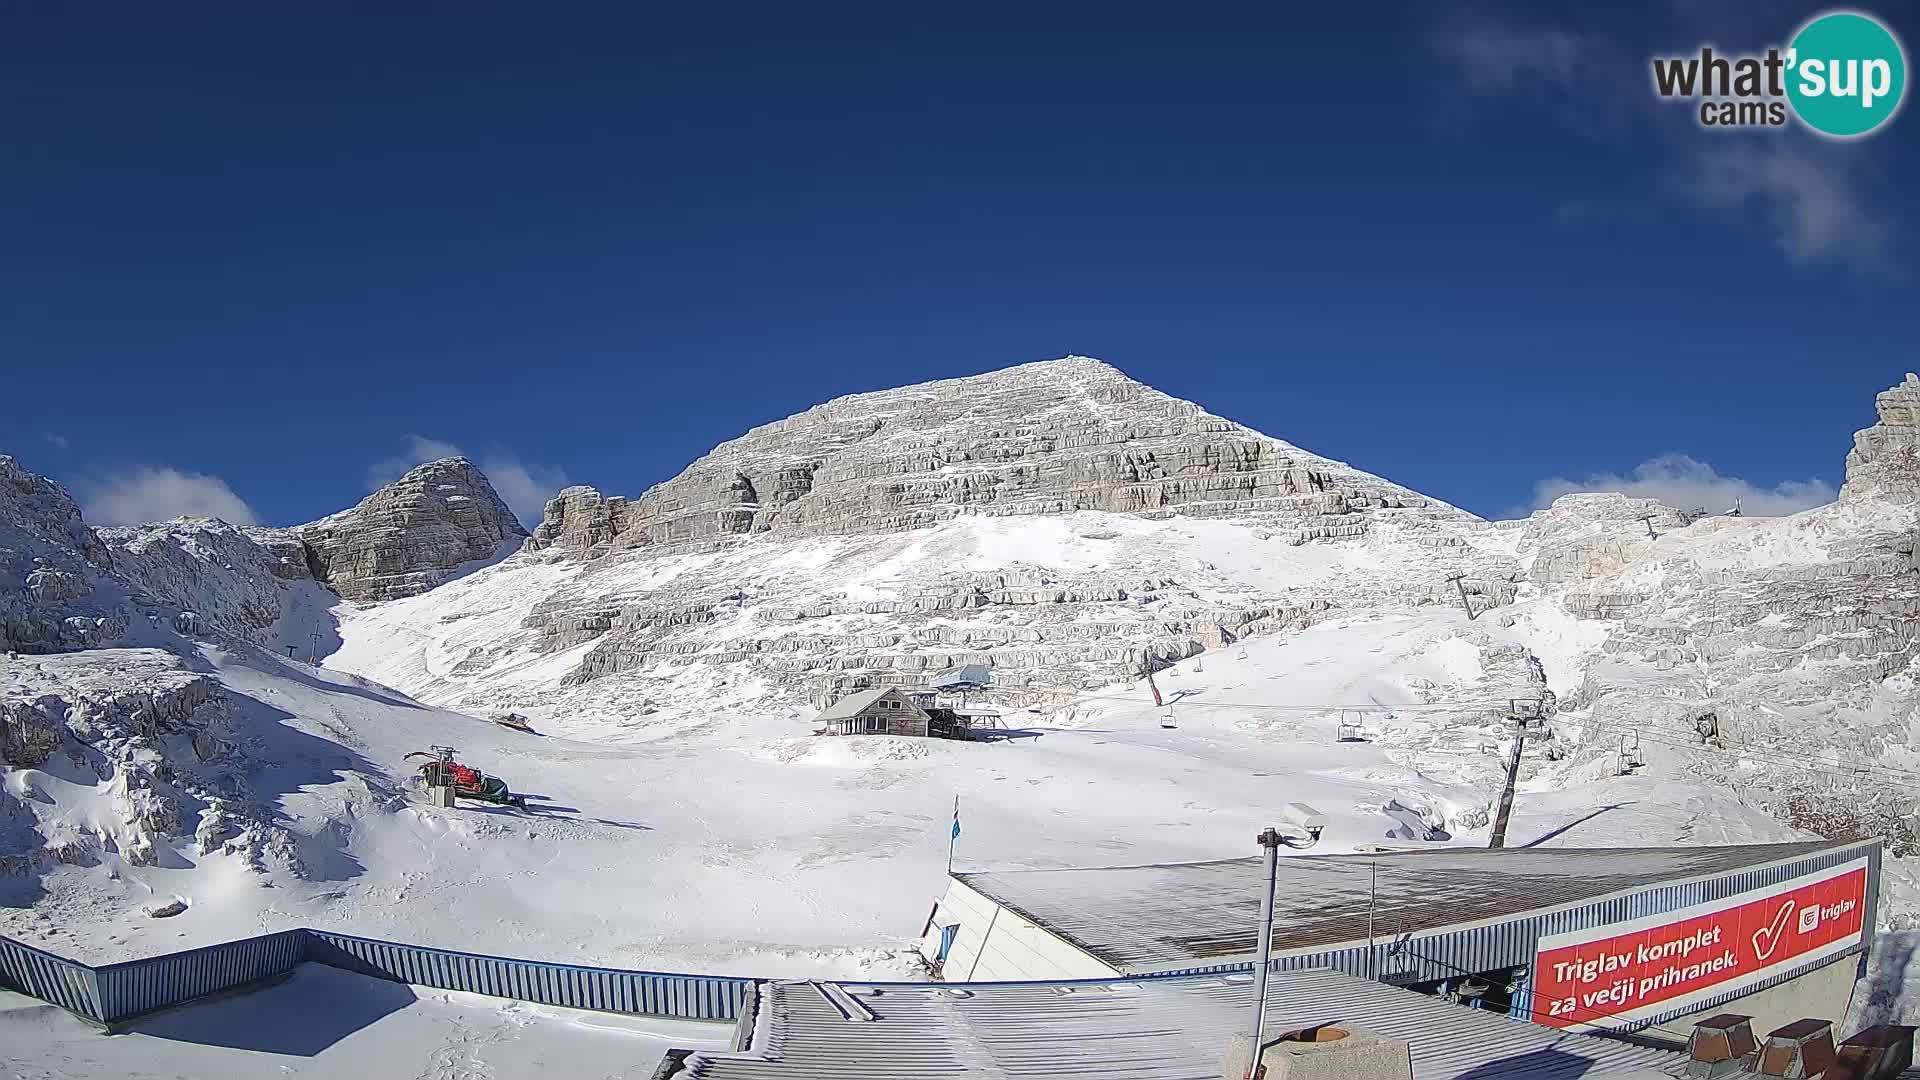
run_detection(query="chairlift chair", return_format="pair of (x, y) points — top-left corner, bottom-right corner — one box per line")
(1336, 708), (1367, 743)
(1160, 706), (1178, 730)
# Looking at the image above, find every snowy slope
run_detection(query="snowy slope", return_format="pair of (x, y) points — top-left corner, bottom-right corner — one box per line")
(328, 508), (1522, 743)
(13, 362), (1920, 1003)
(6, 612), (1800, 980)
(0, 963), (728, 1079)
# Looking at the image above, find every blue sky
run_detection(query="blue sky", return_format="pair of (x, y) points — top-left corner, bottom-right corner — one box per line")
(2, 1), (1912, 528)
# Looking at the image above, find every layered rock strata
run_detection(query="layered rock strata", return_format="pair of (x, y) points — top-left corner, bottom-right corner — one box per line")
(529, 358), (1454, 558)
(298, 458), (528, 601)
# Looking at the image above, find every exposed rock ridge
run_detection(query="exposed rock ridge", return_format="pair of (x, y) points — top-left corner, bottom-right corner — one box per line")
(531, 357), (1468, 557)
(298, 457), (529, 602)
(1, 649), (301, 877)
(1513, 376), (1920, 850)
(1842, 372), (1920, 503)
(1, 454), (119, 653)
(99, 518), (305, 642)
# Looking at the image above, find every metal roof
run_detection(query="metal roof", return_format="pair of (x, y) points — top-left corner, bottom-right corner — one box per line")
(930, 663), (993, 690)
(670, 967), (1684, 1079)
(815, 687), (898, 721)
(958, 841), (1840, 973)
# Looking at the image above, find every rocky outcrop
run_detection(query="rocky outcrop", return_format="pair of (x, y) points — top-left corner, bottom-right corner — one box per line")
(99, 518), (301, 642)
(1519, 493), (1695, 587)
(1528, 377), (1920, 846)
(1842, 373), (1920, 503)
(239, 527), (319, 581)
(299, 458), (529, 602)
(529, 358), (1456, 558)
(1, 455), (118, 653)
(0, 455), (110, 570)
(1, 450), (533, 667)
(362, 359), (1524, 732)
(0, 648), (310, 876)
(1, 697), (64, 766)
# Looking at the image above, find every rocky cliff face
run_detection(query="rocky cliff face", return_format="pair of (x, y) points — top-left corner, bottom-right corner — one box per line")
(1511, 379), (1920, 848)
(3, 450), (529, 662)
(298, 458), (528, 602)
(1, 455), (123, 653)
(98, 518), (311, 645)
(1842, 373), (1920, 504)
(531, 357), (1451, 558)
(341, 359), (1524, 733)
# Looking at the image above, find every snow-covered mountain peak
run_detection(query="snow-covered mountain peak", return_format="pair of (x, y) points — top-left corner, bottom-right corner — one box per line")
(341, 362), (1525, 742)
(17, 372), (1920, 987)
(528, 356), (1462, 561)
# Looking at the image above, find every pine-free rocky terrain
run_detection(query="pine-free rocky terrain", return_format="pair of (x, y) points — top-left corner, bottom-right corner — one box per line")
(6, 357), (1920, 988)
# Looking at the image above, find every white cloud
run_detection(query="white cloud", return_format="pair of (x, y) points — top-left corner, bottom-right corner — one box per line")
(79, 466), (260, 527)
(366, 435), (569, 529)
(366, 434), (466, 489)
(480, 457), (572, 530)
(44, 433), (69, 449)
(1673, 141), (1894, 275)
(1431, 23), (1593, 93)
(1517, 453), (1836, 518)
(1431, 15), (1897, 275)
(1428, 20), (1638, 137)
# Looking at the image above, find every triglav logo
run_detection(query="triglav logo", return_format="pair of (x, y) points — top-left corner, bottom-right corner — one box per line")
(1651, 9), (1907, 137)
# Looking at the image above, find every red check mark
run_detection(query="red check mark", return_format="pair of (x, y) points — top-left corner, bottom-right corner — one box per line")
(1752, 900), (1795, 961)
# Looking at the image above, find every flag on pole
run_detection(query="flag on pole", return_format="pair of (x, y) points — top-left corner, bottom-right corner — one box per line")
(951, 797), (962, 839)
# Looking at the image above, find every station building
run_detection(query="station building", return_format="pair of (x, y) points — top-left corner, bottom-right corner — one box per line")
(916, 839), (1880, 1039)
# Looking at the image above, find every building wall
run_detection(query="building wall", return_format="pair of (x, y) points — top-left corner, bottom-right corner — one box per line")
(853, 705), (923, 737)
(826, 693), (929, 736)
(924, 879), (1122, 982)
(1653, 958), (1860, 1048)
(835, 706), (928, 736)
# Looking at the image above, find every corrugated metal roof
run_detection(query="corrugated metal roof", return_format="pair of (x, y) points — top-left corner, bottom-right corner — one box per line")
(931, 663), (993, 690)
(816, 688), (894, 721)
(959, 841), (1840, 972)
(672, 967), (1685, 1079)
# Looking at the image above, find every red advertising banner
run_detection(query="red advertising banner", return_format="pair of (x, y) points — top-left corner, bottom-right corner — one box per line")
(1532, 858), (1868, 1030)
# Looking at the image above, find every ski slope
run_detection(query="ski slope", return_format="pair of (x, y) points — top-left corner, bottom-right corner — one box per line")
(3, 606), (1803, 982)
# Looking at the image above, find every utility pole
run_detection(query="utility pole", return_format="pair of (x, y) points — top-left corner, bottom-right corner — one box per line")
(1444, 572), (1476, 621)
(1245, 827), (1283, 1079)
(1487, 699), (1543, 849)
(1366, 860), (1378, 980)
